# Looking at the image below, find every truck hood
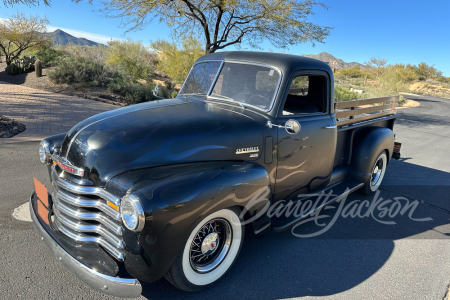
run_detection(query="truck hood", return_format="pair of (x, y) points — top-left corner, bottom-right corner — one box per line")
(59, 97), (265, 186)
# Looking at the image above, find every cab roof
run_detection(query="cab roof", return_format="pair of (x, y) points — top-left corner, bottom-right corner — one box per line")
(195, 51), (333, 76)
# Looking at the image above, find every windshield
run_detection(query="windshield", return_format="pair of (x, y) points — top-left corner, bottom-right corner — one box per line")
(179, 61), (222, 95)
(180, 60), (281, 111)
(211, 62), (280, 111)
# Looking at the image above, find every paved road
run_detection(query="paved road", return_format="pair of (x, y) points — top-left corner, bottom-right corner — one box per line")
(0, 81), (115, 143)
(1, 94), (450, 299)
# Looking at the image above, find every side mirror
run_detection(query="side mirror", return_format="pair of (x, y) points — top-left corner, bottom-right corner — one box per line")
(285, 119), (301, 134)
(152, 84), (160, 97)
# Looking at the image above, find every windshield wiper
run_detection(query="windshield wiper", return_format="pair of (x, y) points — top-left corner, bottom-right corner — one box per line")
(210, 93), (246, 109)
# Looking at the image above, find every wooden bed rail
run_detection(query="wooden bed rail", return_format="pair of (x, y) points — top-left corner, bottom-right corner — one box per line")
(335, 95), (399, 127)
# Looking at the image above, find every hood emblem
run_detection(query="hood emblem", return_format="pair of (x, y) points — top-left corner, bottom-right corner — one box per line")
(54, 155), (85, 177)
(236, 147), (259, 155)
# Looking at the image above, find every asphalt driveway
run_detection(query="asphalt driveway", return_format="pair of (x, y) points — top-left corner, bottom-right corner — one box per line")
(1, 92), (450, 299)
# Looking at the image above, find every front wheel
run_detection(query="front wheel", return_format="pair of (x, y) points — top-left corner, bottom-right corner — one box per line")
(165, 207), (244, 292)
(360, 150), (387, 195)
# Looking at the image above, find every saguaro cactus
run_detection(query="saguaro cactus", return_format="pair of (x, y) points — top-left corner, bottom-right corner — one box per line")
(35, 60), (42, 77)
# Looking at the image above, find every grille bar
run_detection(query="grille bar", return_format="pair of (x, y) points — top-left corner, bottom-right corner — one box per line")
(55, 219), (125, 261)
(53, 206), (124, 249)
(51, 169), (121, 206)
(53, 196), (123, 236)
(50, 168), (125, 261)
(53, 185), (121, 221)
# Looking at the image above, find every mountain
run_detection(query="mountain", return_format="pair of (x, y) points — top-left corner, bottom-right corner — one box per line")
(47, 29), (102, 47)
(302, 52), (364, 69)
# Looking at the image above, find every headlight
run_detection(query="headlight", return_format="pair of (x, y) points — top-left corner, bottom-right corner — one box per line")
(39, 140), (50, 164)
(120, 194), (145, 231)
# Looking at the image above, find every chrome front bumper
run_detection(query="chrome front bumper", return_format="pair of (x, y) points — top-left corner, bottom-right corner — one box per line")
(29, 194), (142, 298)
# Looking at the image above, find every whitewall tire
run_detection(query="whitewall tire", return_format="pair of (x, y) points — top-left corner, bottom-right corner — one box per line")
(165, 207), (244, 292)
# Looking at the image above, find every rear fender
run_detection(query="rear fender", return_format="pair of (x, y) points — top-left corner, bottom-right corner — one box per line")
(350, 127), (394, 183)
(106, 161), (271, 282)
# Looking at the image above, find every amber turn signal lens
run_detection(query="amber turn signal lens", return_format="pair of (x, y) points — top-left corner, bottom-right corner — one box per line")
(107, 201), (119, 210)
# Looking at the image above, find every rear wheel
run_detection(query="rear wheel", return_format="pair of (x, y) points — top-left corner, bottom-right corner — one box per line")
(360, 150), (387, 195)
(165, 207), (244, 292)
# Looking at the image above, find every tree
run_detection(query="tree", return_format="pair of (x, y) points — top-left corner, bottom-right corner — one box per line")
(84, 0), (331, 54)
(2, 0), (49, 6)
(150, 36), (204, 82)
(0, 13), (52, 65)
(365, 57), (387, 78)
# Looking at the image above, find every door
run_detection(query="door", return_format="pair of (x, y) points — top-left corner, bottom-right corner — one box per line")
(273, 72), (337, 201)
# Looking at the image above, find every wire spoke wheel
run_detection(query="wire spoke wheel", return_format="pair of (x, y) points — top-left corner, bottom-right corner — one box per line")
(189, 218), (232, 273)
(371, 156), (384, 186)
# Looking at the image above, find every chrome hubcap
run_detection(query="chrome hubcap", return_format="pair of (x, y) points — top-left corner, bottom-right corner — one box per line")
(371, 157), (384, 186)
(190, 218), (232, 273)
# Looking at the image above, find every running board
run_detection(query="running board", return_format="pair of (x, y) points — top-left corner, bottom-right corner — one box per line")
(271, 180), (364, 232)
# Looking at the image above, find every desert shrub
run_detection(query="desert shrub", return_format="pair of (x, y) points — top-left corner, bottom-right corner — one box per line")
(106, 40), (156, 82)
(436, 76), (450, 84)
(48, 56), (115, 86)
(5, 63), (21, 75)
(107, 75), (173, 103)
(336, 66), (363, 78)
(57, 45), (108, 62)
(335, 85), (358, 102)
(5, 55), (36, 75)
(124, 84), (156, 103)
(171, 91), (178, 98)
(35, 47), (63, 66)
(150, 36), (204, 82)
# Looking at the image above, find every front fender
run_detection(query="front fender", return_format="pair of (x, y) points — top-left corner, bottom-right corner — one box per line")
(106, 161), (271, 282)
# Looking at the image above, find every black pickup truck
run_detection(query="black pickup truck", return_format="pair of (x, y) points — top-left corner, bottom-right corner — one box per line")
(31, 51), (400, 297)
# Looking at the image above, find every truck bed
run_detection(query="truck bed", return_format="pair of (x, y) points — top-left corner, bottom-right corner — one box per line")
(333, 95), (399, 169)
(335, 95), (399, 127)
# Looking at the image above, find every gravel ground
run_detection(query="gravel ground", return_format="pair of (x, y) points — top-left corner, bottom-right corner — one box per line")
(0, 56), (122, 102)
(0, 115), (26, 138)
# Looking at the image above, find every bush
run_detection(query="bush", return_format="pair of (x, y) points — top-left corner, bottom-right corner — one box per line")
(57, 45), (108, 62)
(336, 66), (363, 78)
(125, 84), (157, 103)
(107, 76), (173, 103)
(5, 63), (21, 75)
(106, 40), (156, 82)
(171, 91), (178, 98)
(335, 85), (358, 102)
(150, 36), (204, 82)
(35, 47), (63, 66)
(5, 55), (36, 75)
(48, 56), (115, 86)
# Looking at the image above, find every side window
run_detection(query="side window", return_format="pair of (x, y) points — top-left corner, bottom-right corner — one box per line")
(282, 75), (327, 115)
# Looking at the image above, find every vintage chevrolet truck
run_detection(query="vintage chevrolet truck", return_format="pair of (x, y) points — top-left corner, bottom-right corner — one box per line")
(31, 51), (401, 297)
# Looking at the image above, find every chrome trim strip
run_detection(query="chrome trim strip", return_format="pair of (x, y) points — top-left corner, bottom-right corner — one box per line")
(30, 195), (141, 298)
(53, 195), (123, 236)
(53, 206), (124, 248)
(207, 61), (225, 95)
(65, 101), (190, 159)
(52, 184), (121, 221)
(55, 219), (125, 261)
(51, 168), (121, 206)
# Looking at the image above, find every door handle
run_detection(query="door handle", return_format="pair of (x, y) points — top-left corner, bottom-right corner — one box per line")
(325, 125), (337, 129)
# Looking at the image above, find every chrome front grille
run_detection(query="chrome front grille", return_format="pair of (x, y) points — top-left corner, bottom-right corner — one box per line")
(50, 168), (125, 261)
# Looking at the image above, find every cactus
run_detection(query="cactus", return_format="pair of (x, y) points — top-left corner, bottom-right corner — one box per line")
(35, 60), (42, 77)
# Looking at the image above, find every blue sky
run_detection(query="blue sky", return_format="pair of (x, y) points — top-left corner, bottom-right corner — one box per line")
(1, 0), (449, 76)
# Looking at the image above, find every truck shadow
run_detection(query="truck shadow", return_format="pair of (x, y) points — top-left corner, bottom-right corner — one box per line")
(140, 159), (450, 299)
